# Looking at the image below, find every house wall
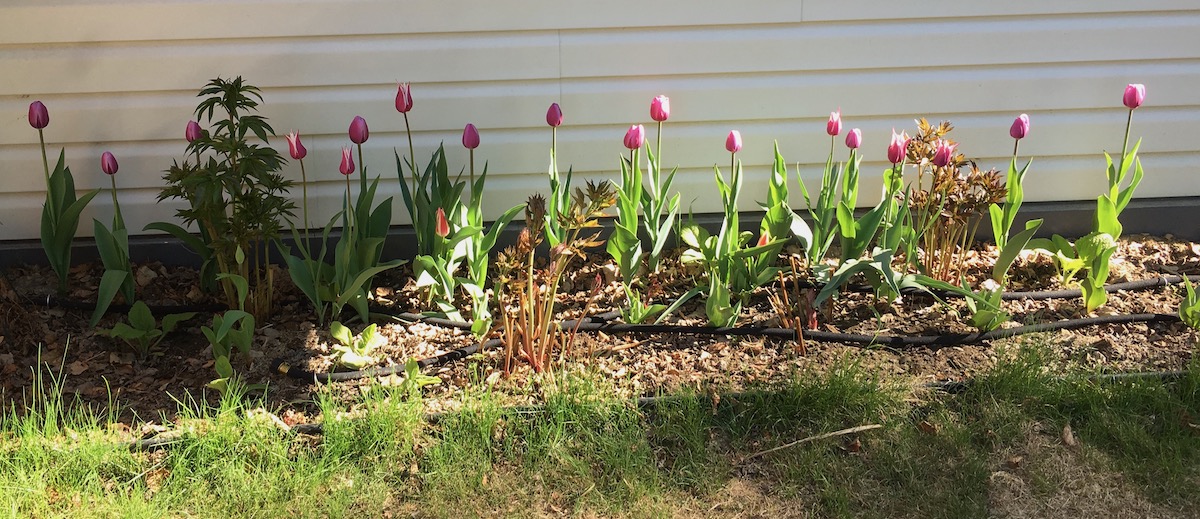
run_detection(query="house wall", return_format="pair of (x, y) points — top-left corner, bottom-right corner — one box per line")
(1, 1), (1197, 241)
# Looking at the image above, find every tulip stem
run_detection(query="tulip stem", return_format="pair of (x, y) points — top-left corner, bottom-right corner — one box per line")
(1012, 139), (1020, 159)
(404, 112), (416, 195)
(38, 128), (57, 221)
(1115, 109), (1134, 190)
(109, 175), (122, 230)
(356, 143), (366, 198)
(469, 149), (475, 193)
(299, 159), (310, 232)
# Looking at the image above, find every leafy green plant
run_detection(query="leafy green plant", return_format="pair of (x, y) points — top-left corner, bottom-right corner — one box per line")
(329, 321), (384, 370)
(459, 168), (524, 337)
(799, 130), (859, 272)
(1095, 85), (1146, 240)
(202, 247), (257, 394)
(28, 100), (100, 295)
(412, 205), (479, 320)
(330, 166), (406, 323)
(1032, 232), (1118, 312)
(98, 301), (196, 360)
(1180, 277), (1200, 330)
(397, 145), (467, 258)
(641, 123), (681, 274)
(397, 358), (441, 398)
(913, 276), (1010, 332)
(154, 77), (294, 320)
(90, 156), (136, 327)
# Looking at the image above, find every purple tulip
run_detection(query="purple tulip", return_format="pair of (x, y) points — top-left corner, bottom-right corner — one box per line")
(339, 147), (355, 176)
(887, 129), (910, 165)
(28, 101), (49, 130)
(931, 139), (956, 168)
(186, 121), (203, 143)
(1009, 114), (1030, 140)
(395, 83), (413, 113)
(845, 128), (862, 149)
(285, 131), (307, 160)
(1123, 83), (1145, 110)
(624, 124), (645, 150)
(726, 130), (742, 153)
(650, 95), (670, 122)
(546, 103), (563, 127)
(462, 123), (480, 150)
(349, 116), (369, 144)
(826, 110), (842, 137)
(100, 151), (118, 176)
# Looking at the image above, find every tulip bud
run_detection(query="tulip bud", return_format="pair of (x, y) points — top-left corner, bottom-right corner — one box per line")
(349, 116), (369, 144)
(185, 120), (203, 143)
(462, 123), (480, 150)
(100, 151), (118, 176)
(757, 232), (770, 247)
(435, 207), (450, 238)
(546, 103), (563, 127)
(1123, 83), (1145, 110)
(624, 124), (645, 150)
(28, 101), (49, 130)
(845, 128), (862, 149)
(826, 110), (842, 137)
(887, 129), (910, 164)
(395, 83), (413, 113)
(340, 147), (355, 175)
(1009, 113), (1030, 140)
(285, 131), (307, 160)
(726, 130), (742, 153)
(650, 95), (670, 122)
(931, 139), (957, 168)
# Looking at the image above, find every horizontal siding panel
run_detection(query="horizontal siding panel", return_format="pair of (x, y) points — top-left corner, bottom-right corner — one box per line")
(0, 1), (806, 46)
(0, 32), (560, 96)
(802, 0), (1199, 21)
(0, 151), (1195, 241)
(560, 13), (1200, 78)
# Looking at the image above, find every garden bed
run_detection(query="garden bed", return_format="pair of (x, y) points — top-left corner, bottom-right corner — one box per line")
(2, 233), (1197, 424)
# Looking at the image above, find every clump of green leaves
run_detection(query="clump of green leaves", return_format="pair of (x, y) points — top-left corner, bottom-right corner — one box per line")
(1180, 277), (1200, 330)
(329, 321), (384, 370)
(203, 247), (257, 395)
(153, 76), (294, 321)
(98, 301), (196, 361)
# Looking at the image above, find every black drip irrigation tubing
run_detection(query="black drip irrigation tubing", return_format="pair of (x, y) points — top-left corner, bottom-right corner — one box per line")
(276, 307), (1185, 383)
(783, 274), (1200, 300)
(130, 369), (1193, 451)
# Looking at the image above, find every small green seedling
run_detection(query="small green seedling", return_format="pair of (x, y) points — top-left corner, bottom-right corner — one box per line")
(98, 301), (196, 361)
(330, 321), (385, 370)
(1180, 277), (1200, 330)
(399, 358), (441, 398)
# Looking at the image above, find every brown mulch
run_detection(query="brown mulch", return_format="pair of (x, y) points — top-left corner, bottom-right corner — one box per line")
(1, 234), (1197, 424)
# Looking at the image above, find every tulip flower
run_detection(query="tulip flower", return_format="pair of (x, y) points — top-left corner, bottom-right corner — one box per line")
(340, 147), (355, 176)
(349, 116), (369, 144)
(931, 139), (956, 168)
(546, 103), (563, 127)
(826, 110), (842, 137)
(435, 207), (450, 238)
(28, 101), (49, 130)
(462, 123), (480, 150)
(725, 130), (742, 153)
(1123, 83), (1145, 110)
(285, 131), (307, 160)
(185, 120), (202, 143)
(1009, 113), (1030, 140)
(395, 83), (413, 113)
(624, 124), (645, 150)
(845, 128), (862, 149)
(650, 95), (670, 122)
(100, 151), (118, 176)
(887, 129), (910, 165)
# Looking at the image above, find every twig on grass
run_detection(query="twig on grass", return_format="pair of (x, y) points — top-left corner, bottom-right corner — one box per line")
(743, 423), (882, 462)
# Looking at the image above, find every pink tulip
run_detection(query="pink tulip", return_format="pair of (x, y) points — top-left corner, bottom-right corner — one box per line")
(185, 121), (202, 143)
(349, 116), (369, 144)
(435, 207), (450, 238)
(546, 103), (563, 127)
(845, 128), (862, 149)
(726, 130), (742, 153)
(100, 151), (118, 176)
(757, 232), (770, 247)
(1123, 83), (1145, 110)
(28, 101), (49, 129)
(931, 139), (956, 168)
(826, 110), (842, 136)
(285, 131), (307, 160)
(462, 123), (480, 150)
(887, 129), (910, 164)
(340, 147), (355, 175)
(1009, 114), (1030, 140)
(624, 124), (645, 150)
(395, 83), (413, 113)
(650, 95), (670, 122)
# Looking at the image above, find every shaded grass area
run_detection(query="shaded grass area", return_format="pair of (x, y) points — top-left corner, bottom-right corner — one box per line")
(1, 340), (1197, 518)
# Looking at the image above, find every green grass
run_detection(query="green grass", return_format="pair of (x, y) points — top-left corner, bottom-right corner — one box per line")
(0, 341), (1196, 517)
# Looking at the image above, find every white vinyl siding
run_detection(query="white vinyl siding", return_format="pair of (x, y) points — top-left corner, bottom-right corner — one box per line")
(0, 1), (1197, 240)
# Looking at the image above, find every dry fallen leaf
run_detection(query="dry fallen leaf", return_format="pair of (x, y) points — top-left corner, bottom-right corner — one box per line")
(67, 360), (88, 376)
(918, 420), (940, 435)
(1061, 423), (1078, 447)
(1005, 456), (1023, 470)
